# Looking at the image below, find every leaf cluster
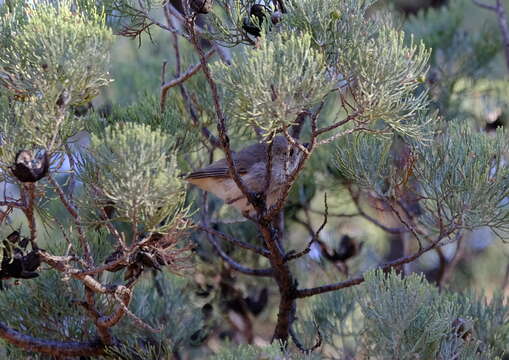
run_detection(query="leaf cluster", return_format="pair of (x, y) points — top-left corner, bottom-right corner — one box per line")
(80, 122), (188, 232)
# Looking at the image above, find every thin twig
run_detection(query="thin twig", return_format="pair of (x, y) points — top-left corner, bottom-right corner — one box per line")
(160, 48), (215, 110)
(48, 176), (93, 266)
(473, 0), (509, 72)
(204, 231), (274, 277)
(295, 231), (460, 298)
(188, 15), (258, 213)
(289, 322), (322, 354)
(195, 225), (270, 257)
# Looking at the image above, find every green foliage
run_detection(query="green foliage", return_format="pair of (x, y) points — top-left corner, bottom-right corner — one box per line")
(106, 273), (203, 359)
(335, 132), (394, 194)
(0, 0), (112, 174)
(361, 270), (458, 358)
(415, 123), (509, 233)
(91, 92), (199, 149)
(212, 32), (335, 138)
(453, 291), (509, 357)
(0, 271), (92, 358)
(285, 0), (378, 62)
(210, 342), (319, 360)
(404, 0), (500, 116)
(80, 122), (188, 232)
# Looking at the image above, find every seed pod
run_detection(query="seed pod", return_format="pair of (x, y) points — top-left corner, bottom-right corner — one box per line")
(104, 248), (127, 272)
(11, 150), (49, 183)
(326, 235), (362, 262)
(191, 0), (213, 14)
(242, 4), (266, 37)
(271, 10), (282, 24)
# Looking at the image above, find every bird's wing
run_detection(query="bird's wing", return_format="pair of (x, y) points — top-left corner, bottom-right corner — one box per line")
(185, 159), (249, 179)
(185, 140), (271, 180)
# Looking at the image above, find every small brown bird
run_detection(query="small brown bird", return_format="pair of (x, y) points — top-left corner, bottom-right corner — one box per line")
(185, 136), (303, 216)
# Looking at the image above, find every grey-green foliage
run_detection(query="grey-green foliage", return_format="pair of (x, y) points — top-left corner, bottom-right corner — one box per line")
(80, 122), (188, 232)
(105, 273), (203, 360)
(335, 120), (509, 234)
(294, 287), (360, 356)
(415, 123), (509, 233)
(359, 270), (498, 359)
(0, 271), (92, 359)
(360, 269), (458, 358)
(212, 32), (335, 138)
(335, 132), (394, 194)
(294, 270), (502, 359)
(404, 0), (500, 116)
(453, 291), (509, 357)
(285, 0), (432, 140)
(0, 0), (112, 156)
(210, 342), (320, 360)
(90, 93), (200, 150)
(285, 0), (378, 65)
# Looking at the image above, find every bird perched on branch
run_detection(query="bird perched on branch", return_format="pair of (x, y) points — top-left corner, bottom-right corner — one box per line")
(185, 136), (304, 216)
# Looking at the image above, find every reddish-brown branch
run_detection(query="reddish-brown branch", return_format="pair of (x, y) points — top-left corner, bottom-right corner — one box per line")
(188, 17), (261, 214)
(49, 176), (93, 266)
(204, 231), (274, 277)
(314, 111), (361, 137)
(160, 48), (215, 110)
(196, 225), (270, 257)
(0, 322), (104, 357)
(296, 232), (458, 298)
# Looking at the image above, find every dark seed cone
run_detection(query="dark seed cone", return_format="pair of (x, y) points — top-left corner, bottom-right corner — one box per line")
(11, 150), (49, 183)
(191, 0), (213, 14)
(104, 248), (127, 272)
(245, 287), (268, 316)
(242, 4), (266, 37)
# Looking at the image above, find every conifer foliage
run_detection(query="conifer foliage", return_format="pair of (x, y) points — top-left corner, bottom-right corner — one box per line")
(0, 0), (508, 358)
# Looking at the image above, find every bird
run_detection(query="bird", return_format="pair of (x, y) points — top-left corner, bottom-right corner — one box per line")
(185, 136), (304, 216)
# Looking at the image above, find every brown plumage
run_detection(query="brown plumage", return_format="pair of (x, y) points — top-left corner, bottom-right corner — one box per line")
(186, 136), (302, 216)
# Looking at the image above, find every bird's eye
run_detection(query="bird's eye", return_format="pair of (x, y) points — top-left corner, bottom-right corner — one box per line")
(289, 148), (294, 157)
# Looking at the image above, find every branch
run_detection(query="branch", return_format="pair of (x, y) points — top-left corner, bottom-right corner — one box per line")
(48, 176), (93, 266)
(348, 188), (407, 234)
(285, 194), (328, 262)
(0, 322), (104, 357)
(160, 48), (215, 110)
(165, 3), (232, 65)
(473, 0), (509, 72)
(188, 16), (259, 214)
(296, 232), (458, 298)
(314, 111), (361, 137)
(438, 233), (465, 288)
(473, 0), (497, 11)
(204, 231), (273, 277)
(289, 322), (322, 354)
(289, 111), (309, 139)
(195, 225), (270, 257)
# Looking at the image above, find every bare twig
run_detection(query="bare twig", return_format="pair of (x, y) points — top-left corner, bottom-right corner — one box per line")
(0, 322), (104, 357)
(473, 0), (509, 72)
(204, 231), (273, 277)
(349, 187), (407, 234)
(188, 16), (259, 213)
(295, 231), (459, 298)
(196, 225), (270, 257)
(49, 176), (93, 266)
(289, 322), (322, 354)
(160, 48), (215, 110)
(285, 194), (328, 262)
